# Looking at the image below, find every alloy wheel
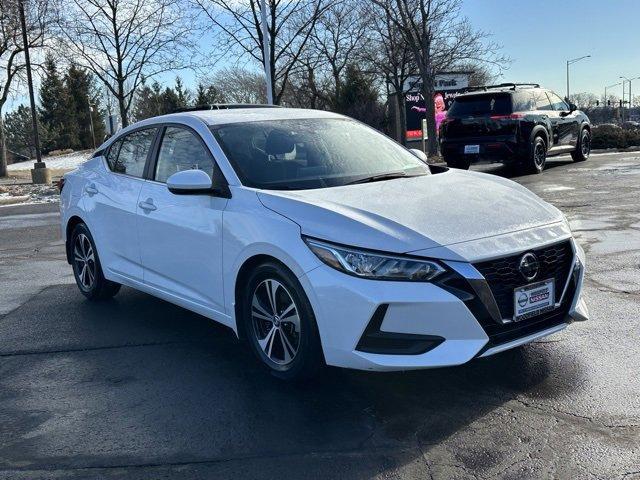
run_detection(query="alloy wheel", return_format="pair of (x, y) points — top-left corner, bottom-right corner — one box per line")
(251, 279), (301, 366)
(73, 233), (96, 290)
(534, 141), (546, 168)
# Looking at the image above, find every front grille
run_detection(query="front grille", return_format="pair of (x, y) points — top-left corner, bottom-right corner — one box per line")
(473, 240), (574, 320)
(480, 274), (577, 351)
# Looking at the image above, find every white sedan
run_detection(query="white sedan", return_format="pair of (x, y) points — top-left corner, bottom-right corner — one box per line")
(60, 107), (588, 380)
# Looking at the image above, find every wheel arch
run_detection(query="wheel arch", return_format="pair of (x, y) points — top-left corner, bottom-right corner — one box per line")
(233, 253), (302, 340)
(64, 215), (87, 264)
(530, 125), (549, 146)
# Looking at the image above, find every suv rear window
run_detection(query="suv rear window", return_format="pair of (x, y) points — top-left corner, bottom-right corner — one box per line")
(447, 94), (512, 117)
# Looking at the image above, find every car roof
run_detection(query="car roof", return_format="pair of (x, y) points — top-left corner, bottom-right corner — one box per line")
(455, 86), (545, 99)
(155, 107), (346, 126)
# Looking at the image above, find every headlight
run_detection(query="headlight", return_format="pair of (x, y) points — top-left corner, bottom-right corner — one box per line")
(304, 237), (445, 281)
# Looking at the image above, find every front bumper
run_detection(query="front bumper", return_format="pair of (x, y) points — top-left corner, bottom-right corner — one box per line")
(300, 238), (587, 371)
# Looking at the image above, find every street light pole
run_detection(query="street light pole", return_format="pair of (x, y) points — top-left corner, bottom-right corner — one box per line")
(18, 0), (50, 184)
(260, 0), (274, 105)
(566, 55), (591, 101)
(605, 82), (621, 107)
(18, 0), (41, 164)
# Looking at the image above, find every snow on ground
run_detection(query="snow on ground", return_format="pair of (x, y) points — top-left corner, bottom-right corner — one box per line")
(7, 150), (91, 171)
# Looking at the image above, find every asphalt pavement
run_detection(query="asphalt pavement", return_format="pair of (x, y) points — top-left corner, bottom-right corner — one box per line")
(1, 153), (639, 479)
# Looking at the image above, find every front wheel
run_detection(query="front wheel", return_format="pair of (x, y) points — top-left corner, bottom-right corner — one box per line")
(70, 223), (121, 300)
(571, 128), (590, 162)
(241, 262), (324, 381)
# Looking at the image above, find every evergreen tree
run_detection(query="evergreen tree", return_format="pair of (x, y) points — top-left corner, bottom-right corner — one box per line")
(174, 77), (191, 108)
(335, 65), (385, 130)
(39, 54), (72, 151)
(132, 81), (164, 121)
(195, 82), (223, 105)
(65, 65), (104, 149)
(161, 87), (179, 114)
(5, 105), (49, 159)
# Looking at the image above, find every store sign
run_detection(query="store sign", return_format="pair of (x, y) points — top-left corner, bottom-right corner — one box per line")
(404, 73), (471, 140)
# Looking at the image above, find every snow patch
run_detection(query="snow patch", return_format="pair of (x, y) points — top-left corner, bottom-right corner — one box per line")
(7, 150), (91, 171)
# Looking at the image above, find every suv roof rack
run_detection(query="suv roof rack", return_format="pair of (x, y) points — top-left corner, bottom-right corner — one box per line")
(173, 103), (281, 113)
(462, 83), (540, 93)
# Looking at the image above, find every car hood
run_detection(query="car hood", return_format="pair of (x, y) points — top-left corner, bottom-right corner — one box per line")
(257, 169), (563, 256)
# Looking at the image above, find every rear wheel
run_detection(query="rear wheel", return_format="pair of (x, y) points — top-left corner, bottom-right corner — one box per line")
(571, 128), (590, 162)
(70, 223), (121, 300)
(241, 262), (324, 381)
(524, 136), (547, 174)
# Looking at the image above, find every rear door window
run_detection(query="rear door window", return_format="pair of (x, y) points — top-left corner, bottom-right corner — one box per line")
(112, 128), (157, 177)
(512, 91), (535, 111)
(532, 90), (553, 111)
(447, 94), (512, 117)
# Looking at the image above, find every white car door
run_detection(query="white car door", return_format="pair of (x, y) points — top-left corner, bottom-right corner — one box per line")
(84, 128), (157, 282)
(136, 125), (228, 315)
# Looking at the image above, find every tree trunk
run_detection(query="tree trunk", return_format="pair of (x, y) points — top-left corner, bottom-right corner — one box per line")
(117, 80), (128, 128)
(422, 82), (438, 155)
(398, 94), (407, 146)
(0, 113), (7, 178)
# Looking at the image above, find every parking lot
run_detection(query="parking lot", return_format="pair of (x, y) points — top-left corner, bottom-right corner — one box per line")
(1, 152), (639, 479)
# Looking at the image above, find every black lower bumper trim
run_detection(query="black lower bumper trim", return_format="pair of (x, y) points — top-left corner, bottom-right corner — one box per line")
(356, 304), (445, 355)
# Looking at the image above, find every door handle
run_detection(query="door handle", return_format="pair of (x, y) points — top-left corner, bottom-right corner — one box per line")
(85, 184), (98, 195)
(138, 199), (157, 212)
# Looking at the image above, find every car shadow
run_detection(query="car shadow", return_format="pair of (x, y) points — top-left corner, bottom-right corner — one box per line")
(0, 285), (589, 478)
(472, 157), (576, 180)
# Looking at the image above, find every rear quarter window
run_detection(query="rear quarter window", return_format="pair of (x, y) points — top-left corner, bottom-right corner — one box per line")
(447, 94), (512, 117)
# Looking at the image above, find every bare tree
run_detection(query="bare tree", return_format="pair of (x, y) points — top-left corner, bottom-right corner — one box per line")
(372, 0), (508, 154)
(208, 66), (267, 104)
(364, 3), (414, 143)
(0, 0), (49, 177)
(307, 0), (368, 104)
(193, 0), (330, 104)
(56, 0), (197, 127)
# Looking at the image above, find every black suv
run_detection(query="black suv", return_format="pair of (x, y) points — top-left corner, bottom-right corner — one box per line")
(439, 83), (591, 174)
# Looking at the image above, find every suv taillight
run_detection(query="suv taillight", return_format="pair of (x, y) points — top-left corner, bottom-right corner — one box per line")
(57, 178), (65, 193)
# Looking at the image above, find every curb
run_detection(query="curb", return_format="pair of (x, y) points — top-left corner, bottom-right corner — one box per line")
(0, 195), (30, 206)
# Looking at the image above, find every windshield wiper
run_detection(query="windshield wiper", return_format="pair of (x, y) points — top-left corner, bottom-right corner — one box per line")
(344, 171), (411, 185)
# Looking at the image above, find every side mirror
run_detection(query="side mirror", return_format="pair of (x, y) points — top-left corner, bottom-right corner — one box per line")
(166, 169), (212, 194)
(569, 103), (577, 112)
(409, 148), (429, 163)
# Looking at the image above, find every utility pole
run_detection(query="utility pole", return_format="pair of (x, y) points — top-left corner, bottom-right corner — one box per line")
(88, 100), (97, 149)
(566, 55), (591, 101)
(19, 0), (50, 184)
(260, 0), (274, 105)
(620, 76), (640, 121)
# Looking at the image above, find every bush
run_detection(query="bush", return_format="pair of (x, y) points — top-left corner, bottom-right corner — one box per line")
(591, 124), (640, 149)
(47, 148), (74, 157)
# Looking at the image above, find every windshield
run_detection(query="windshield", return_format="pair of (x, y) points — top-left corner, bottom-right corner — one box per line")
(210, 118), (429, 190)
(447, 93), (512, 117)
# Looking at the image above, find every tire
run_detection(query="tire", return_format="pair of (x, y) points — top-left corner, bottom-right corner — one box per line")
(241, 261), (324, 381)
(70, 223), (121, 301)
(525, 135), (547, 174)
(571, 128), (590, 162)
(444, 155), (470, 170)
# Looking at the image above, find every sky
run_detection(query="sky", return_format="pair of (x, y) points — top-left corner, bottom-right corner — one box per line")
(463, 0), (640, 99)
(5, 0), (640, 113)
